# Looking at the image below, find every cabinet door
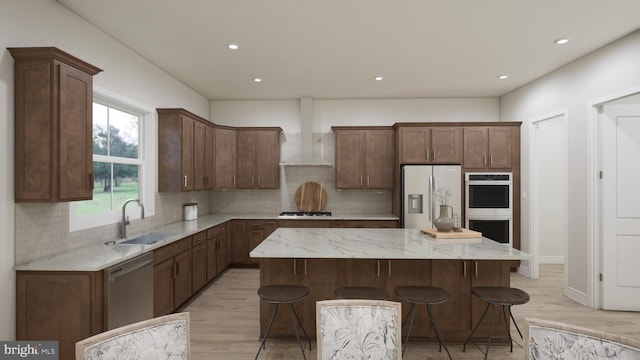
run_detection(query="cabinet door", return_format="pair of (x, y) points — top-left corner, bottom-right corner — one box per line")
(204, 125), (215, 189)
(231, 220), (247, 264)
(300, 259), (339, 335)
(255, 131), (280, 188)
(58, 62), (94, 201)
(366, 130), (394, 189)
(16, 271), (103, 360)
(401, 127), (430, 163)
(469, 261), (511, 337)
(335, 131), (365, 188)
(431, 260), (471, 336)
(236, 131), (256, 189)
(487, 127), (512, 169)
(214, 127), (236, 189)
(192, 242), (207, 291)
(340, 259), (386, 289)
(431, 127), (462, 164)
(193, 120), (206, 190)
(216, 229), (228, 273)
(385, 260), (434, 337)
(247, 221), (264, 265)
(258, 258), (303, 337)
(173, 250), (192, 307)
(181, 116), (195, 191)
(153, 259), (175, 316)
(14, 59), (54, 201)
(206, 236), (218, 281)
(462, 127), (489, 170)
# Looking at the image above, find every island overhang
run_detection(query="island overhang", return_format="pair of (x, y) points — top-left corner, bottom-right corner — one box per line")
(250, 227), (530, 260)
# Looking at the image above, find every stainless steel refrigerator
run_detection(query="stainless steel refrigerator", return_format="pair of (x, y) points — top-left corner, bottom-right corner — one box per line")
(401, 164), (462, 228)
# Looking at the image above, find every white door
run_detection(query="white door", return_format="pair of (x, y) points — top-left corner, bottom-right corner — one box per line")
(601, 104), (640, 311)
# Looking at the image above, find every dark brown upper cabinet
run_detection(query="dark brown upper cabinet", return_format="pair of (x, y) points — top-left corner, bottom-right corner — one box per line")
(10, 47), (102, 202)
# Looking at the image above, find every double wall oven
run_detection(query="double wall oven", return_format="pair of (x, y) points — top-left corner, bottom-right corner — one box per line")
(465, 172), (513, 246)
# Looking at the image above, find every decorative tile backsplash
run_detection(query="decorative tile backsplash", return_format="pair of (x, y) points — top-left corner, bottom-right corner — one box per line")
(14, 131), (392, 264)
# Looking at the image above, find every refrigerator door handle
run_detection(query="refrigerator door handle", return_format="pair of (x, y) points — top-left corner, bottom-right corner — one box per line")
(429, 175), (435, 226)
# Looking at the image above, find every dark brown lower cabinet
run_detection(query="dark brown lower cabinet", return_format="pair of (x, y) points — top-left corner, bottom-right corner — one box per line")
(153, 237), (193, 316)
(16, 271), (104, 360)
(206, 223), (229, 280)
(192, 231), (208, 291)
(258, 258), (511, 342)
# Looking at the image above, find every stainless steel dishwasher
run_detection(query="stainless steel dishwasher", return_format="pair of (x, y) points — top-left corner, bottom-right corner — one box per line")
(107, 252), (154, 330)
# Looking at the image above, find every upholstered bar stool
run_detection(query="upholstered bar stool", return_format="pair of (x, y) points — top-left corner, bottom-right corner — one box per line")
(462, 286), (530, 360)
(394, 286), (452, 359)
(255, 284), (312, 360)
(335, 286), (388, 300)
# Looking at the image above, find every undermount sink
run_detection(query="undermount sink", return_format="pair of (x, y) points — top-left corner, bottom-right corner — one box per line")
(118, 232), (174, 245)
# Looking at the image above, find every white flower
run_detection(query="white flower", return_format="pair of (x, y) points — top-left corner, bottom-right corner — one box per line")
(434, 187), (453, 205)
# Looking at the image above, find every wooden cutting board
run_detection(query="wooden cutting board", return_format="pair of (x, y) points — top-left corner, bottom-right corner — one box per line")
(421, 228), (482, 239)
(295, 182), (327, 212)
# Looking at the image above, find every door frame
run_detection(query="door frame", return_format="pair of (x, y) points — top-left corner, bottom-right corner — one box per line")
(528, 109), (569, 281)
(587, 85), (640, 309)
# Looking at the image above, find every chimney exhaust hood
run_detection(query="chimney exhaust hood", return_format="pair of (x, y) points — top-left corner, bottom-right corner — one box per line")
(280, 97), (332, 166)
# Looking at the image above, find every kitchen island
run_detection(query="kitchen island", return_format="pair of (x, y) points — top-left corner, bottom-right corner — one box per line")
(250, 227), (530, 343)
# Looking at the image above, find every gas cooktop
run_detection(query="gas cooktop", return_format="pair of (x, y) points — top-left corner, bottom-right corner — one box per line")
(279, 211), (332, 217)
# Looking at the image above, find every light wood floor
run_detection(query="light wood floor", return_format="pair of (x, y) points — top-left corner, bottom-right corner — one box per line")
(184, 265), (640, 359)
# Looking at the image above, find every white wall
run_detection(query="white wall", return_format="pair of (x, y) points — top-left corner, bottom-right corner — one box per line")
(211, 97), (500, 129)
(0, 0), (210, 339)
(534, 114), (566, 263)
(500, 30), (640, 306)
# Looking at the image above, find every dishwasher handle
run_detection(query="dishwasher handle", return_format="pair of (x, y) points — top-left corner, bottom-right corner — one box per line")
(109, 255), (153, 282)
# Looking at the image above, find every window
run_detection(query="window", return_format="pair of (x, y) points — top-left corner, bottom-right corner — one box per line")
(70, 92), (155, 231)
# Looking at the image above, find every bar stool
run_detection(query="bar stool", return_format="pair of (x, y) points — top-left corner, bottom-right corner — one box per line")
(335, 286), (388, 300)
(463, 286), (530, 360)
(256, 285), (312, 360)
(394, 286), (452, 359)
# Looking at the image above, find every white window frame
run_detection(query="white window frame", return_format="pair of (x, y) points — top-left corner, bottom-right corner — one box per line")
(70, 89), (156, 232)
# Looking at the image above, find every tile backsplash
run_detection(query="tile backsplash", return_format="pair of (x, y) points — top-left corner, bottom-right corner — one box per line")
(14, 131), (392, 264)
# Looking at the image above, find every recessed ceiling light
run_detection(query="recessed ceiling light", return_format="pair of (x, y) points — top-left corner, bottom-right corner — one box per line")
(253, 77), (262, 83)
(554, 38), (569, 45)
(227, 43), (239, 50)
(497, 75), (508, 80)
(374, 76), (384, 81)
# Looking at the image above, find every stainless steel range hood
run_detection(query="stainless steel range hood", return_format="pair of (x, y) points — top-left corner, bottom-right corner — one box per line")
(280, 97), (332, 166)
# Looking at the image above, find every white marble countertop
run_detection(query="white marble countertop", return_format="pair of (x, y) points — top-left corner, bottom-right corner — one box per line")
(250, 228), (530, 260)
(15, 213), (399, 271)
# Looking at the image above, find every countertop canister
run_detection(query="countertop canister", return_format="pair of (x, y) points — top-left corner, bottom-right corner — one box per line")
(183, 203), (198, 221)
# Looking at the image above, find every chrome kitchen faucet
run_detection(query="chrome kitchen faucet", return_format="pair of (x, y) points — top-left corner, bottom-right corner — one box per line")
(121, 199), (145, 238)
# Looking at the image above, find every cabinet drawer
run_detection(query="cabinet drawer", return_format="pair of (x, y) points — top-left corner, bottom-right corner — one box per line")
(207, 224), (225, 239)
(192, 231), (206, 246)
(154, 237), (192, 264)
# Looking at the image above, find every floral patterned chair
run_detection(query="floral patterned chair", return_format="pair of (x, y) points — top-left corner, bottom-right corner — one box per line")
(316, 299), (401, 360)
(75, 312), (190, 360)
(524, 317), (640, 360)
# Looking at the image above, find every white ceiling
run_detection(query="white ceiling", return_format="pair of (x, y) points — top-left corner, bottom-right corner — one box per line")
(58, 0), (640, 100)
